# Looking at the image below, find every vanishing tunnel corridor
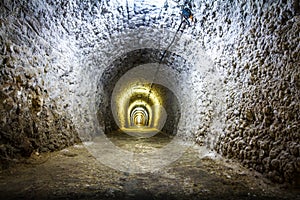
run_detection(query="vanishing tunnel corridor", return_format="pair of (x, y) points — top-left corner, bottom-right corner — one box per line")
(0, 0), (299, 199)
(97, 49), (183, 138)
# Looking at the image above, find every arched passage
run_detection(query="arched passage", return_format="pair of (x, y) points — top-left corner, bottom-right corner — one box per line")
(97, 48), (183, 136)
(130, 106), (149, 127)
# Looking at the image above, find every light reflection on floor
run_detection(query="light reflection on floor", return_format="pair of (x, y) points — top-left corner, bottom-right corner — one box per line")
(106, 129), (174, 152)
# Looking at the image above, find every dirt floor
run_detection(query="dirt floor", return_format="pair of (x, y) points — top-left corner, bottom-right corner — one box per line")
(0, 132), (299, 200)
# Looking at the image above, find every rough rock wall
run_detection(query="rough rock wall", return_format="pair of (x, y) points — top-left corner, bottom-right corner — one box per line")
(0, 0), (299, 185)
(188, 0), (300, 184)
(0, 0), (80, 168)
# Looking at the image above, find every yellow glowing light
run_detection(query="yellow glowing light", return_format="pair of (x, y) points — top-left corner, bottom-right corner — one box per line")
(134, 113), (145, 126)
(114, 84), (163, 130)
(127, 100), (151, 127)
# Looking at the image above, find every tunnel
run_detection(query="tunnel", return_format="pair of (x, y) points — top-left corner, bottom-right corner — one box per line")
(97, 48), (182, 137)
(0, 0), (299, 199)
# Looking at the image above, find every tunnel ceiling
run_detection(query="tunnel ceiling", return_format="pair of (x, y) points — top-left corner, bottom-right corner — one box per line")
(0, 0), (299, 184)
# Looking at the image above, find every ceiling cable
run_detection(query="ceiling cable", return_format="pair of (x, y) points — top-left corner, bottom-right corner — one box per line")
(147, 2), (194, 103)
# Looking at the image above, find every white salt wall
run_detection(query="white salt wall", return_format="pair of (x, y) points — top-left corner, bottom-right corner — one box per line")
(0, 0), (299, 183)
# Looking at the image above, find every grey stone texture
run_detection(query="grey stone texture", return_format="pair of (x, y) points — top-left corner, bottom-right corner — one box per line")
(0, 0), (80, 167)
(0, 0), (299, 184)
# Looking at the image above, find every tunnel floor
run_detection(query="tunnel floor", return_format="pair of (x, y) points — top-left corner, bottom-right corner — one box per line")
(0, 133), (299, 200)
(106, 129), (175, 152)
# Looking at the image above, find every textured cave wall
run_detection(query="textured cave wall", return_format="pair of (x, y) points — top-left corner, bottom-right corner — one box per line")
(191, 1), (299, 184)
(0, 0), (80, 167)
(0, 0), (299, 184)
(203, 1), (300, 182)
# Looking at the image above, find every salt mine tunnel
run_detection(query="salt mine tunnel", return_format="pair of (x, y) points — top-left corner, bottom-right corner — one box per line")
(0, 0), (299, 199)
